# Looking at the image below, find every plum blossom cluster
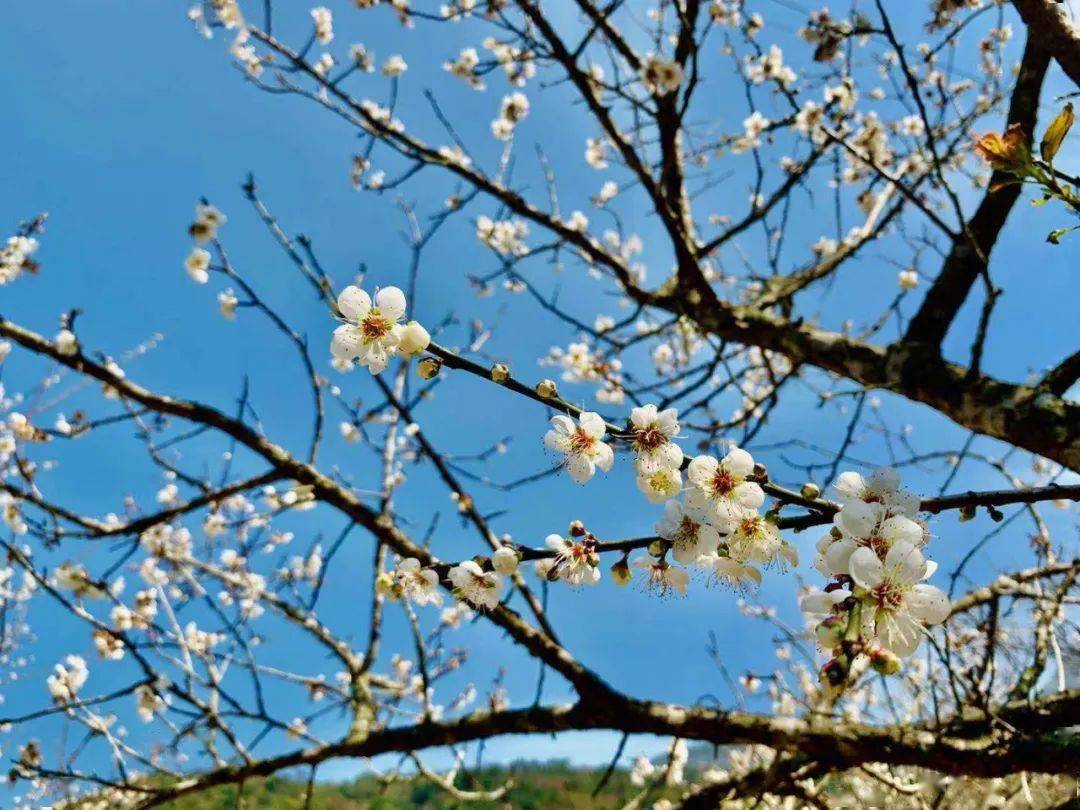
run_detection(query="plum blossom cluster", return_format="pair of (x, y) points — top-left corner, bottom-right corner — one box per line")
(183, 203), (226, 285)
(491, 92), (529, 140)
(541, 341), (625, 404)
(0, 232), (39, 285)
(329, 284), (430, 374)
(802, 468), (950, 680)
(541, 401), (796, 594)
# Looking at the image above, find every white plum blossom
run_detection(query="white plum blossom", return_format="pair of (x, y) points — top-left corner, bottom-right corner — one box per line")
(0, 234), (39, 285)
(700, 553), (762, 590)
(135, 684), (168, 722)
(311, 6), (333, 44)
(331, 285), (408, 374)
(185, 247), (211, 284)
(448, 560), (503, 610)
(817, 500), (927, 578)
(632, 558), (689, 597)
(725, 508), (793, 569)
(640, 54), (683, 95)
(654, 501), (721, 565)
(850, 541), (950, 657)
(382, 54), (407, 76)
(629, 404), (682, 473)
(47, 655), (89, 702)
(686, 447), (764, 524)
(476, 215), (529, 256)
(637, 466), (682, 503)
(491, 92), (529, 140)
(544, 534), (600, 586)
(833, 467), (920, 517)
(544, 412), (614, 484)
(392, 558), (443, 606)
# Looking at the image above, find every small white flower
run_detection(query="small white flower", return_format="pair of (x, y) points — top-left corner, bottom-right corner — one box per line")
(47, 655), (89, 702)
(382, 54), (407, 76)
(640, 53), (683, 95)
(311, 6), (334, 43)
(726, 508), (788, 567)
(331, 285), (408, 374)
(833, 467), (920, 517)
(632, 558), (689, 596)
(818, 501), (926, 578)
(218, 288), (238, 319)
(700, 554), (762, 589)
(655, 501), (721, 565)
(636, 466), (683, 503)
(393, 558), (442, 606)
(686, 447), (763, 523)
(898, 270), (919, 289)
(185, 248), (211, 284)
(544, 534), (600, 586)
(850, 541), (950, 657)
(544, 412), (614, 484)
(629, 404), (682, 473)
(135, 684), (167, 722)
(448, 560), (502, 610)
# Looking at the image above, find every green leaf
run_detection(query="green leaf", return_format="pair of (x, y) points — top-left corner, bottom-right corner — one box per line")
(1040, 103), (1075, 163)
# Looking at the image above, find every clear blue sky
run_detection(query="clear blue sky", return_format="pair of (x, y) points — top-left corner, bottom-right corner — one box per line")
(1, 0), (1076, 782)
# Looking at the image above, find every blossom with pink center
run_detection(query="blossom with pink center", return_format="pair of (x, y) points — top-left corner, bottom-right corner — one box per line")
(544, 412), (614, 484)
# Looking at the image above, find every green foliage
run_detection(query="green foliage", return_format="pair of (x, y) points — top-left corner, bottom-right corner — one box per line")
(154, 761), (685, 809)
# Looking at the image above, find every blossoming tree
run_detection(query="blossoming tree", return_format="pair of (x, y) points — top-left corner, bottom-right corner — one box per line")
(2, 0), (1079, 807)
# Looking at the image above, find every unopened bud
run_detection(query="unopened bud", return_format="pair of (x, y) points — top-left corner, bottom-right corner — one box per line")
(819, 658), (846, 686)
(398, 321), (431, 357)
(417, 357), (441, 380)
(535, 378), (558, 399)
(647, 539), (664, 557)
(610, 557), (632, 586)
(869, 646), (902, 676)
(491, 545), (519, 575)
(568, 520), (586, 537)
(800, 482), (821, 500)
(491, 363), (510, 383)
(958, 504), (976, 523)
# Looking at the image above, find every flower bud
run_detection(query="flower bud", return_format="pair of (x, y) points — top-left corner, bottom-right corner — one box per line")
(568, 520), (586, 537)
(869, 646), (901, 676)
(800, 482), (821, 500)
(398, 321), (431, 356)
(490, 363), (510, 383)
(647, 539), (664, 557)
(417, 357), (441, 380)
(610, 557), (632, 586)
(959, 504), (976, 523)
(491, 545), (519, 575)
(55, 329), (79, 357)
(535, 378), (558, 399)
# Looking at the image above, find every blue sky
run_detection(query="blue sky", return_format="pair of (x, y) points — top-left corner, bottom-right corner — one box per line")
(2, 0), (1077, 783)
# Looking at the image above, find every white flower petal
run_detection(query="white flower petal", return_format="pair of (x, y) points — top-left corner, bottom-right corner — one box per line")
(849, 546), (884, 588)
(337, 286), (371, 321)
(884, 541), (925, 585)
(374, 286), (407, 321)
(906, 583), (950, 625)
(723, 447), (754, 477)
